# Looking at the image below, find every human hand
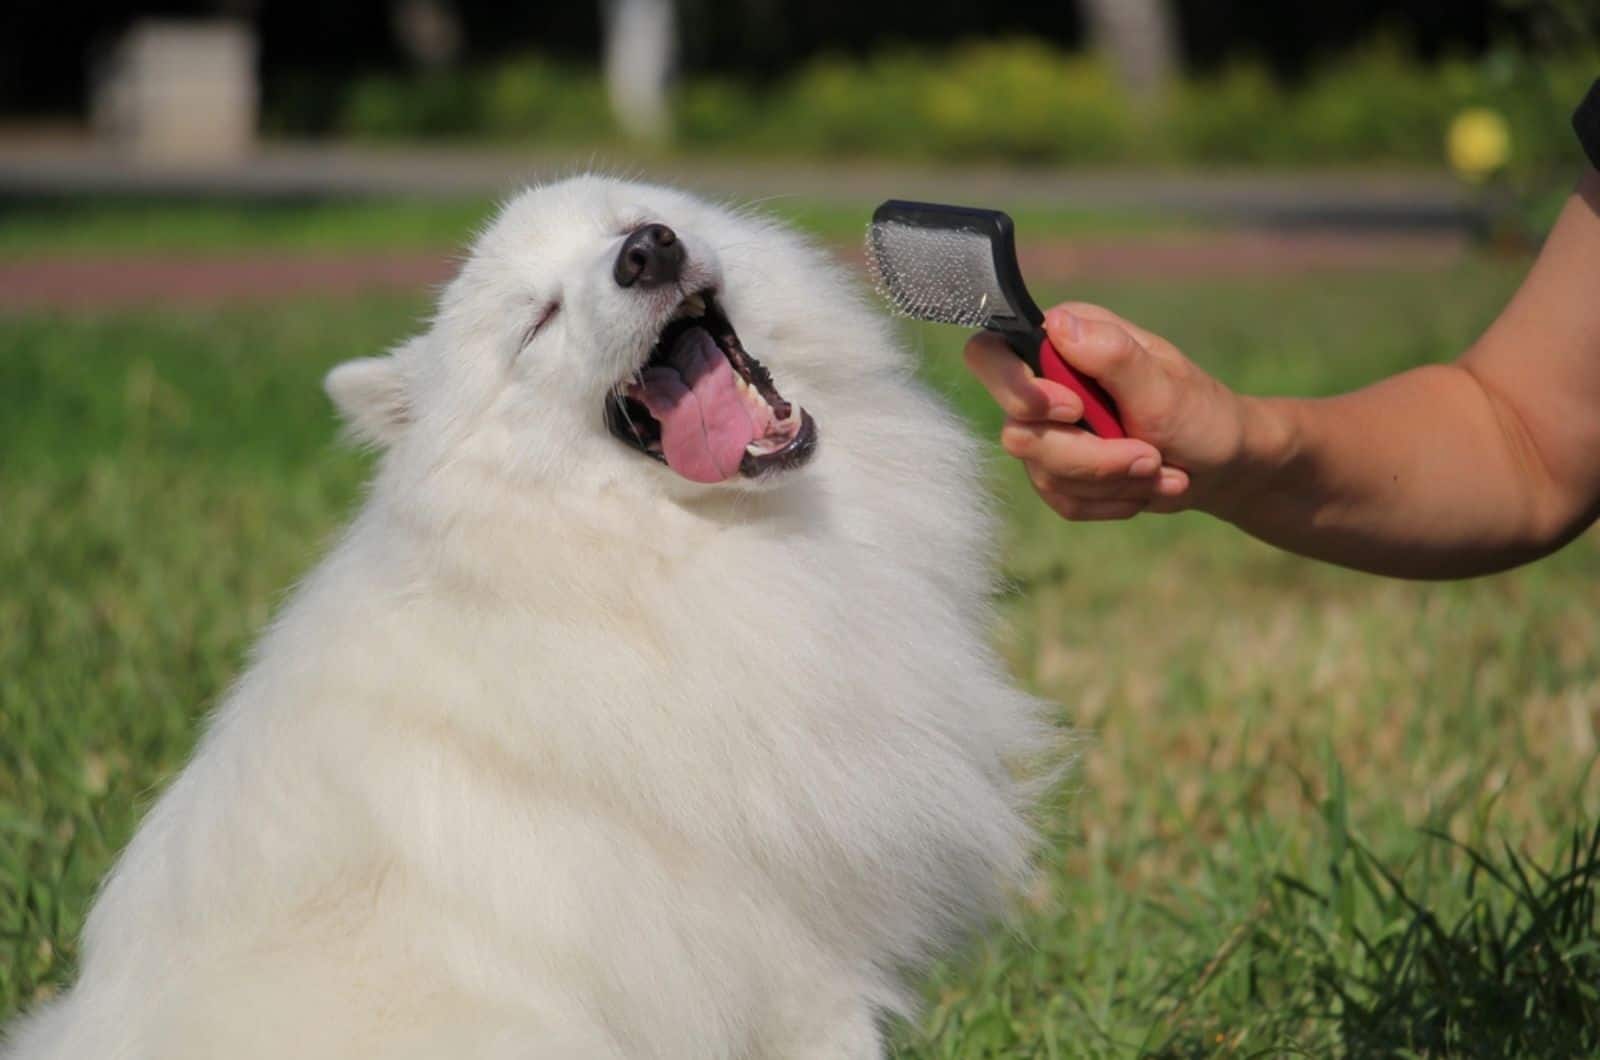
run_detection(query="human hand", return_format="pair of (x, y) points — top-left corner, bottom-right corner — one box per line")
(963, 303), (1259, 521)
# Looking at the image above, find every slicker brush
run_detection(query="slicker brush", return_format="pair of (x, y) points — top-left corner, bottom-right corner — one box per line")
(865, 200), (1124, 438)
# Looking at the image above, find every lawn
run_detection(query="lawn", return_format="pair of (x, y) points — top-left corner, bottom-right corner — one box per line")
(2, 232), (1597, 1054)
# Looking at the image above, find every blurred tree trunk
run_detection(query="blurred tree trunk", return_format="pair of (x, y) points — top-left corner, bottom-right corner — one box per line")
(603, 0), (676, 142)
(1079, 0), (1177, 101)
(391, 0), (462, 71)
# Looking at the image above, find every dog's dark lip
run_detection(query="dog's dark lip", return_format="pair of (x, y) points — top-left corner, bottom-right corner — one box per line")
(604, 290), (816, 479)
(739, 409), (817, 476)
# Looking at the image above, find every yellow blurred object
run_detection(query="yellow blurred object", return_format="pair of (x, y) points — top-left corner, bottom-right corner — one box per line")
(1447, 107), (1511, 181)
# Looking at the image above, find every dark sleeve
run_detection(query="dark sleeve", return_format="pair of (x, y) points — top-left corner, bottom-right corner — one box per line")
(1577, 79), (1600, 171)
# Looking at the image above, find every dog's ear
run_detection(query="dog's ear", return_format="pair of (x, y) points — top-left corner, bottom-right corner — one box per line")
(325, 354), (410, 447)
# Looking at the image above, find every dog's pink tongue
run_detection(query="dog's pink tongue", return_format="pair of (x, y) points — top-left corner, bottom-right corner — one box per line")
(635, 327), (755, 484)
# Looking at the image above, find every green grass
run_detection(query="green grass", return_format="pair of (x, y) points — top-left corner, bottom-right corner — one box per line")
(0, 199), (501, 256)
(3, 257), (1598, 1055)
(0, 196), (1196, 258)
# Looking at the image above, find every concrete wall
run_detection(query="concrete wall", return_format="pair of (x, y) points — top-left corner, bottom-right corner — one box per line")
(90, 19), (257, 165)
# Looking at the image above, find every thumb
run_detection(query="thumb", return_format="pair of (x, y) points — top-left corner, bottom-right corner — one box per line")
(1043, 308), (1166, 410)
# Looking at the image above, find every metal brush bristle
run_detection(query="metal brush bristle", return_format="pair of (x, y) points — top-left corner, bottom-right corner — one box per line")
(865, 220), (1016, 328)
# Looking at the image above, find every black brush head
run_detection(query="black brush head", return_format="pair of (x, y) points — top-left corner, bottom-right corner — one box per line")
(865, 200), (1044, 335)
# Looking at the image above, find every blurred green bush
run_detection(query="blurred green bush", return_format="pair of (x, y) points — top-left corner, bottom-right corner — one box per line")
(728, 42), (1138, 163)
(309, 38), (1593, 173)
(333, 58), (618, 142)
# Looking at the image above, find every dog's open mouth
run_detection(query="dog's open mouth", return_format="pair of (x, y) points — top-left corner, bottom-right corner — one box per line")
(605, 290), (817, 484)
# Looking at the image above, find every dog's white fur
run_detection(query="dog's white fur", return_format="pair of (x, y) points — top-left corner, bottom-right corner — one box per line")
(4, 177), (1053, 1059)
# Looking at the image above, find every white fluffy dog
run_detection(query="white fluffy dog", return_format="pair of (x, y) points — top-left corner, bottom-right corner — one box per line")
(4, 177), (1054, 1059)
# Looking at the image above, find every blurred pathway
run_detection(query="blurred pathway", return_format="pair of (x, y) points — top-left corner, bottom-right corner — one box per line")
(1, 229), (1468, 310)
(1, 137), (1473, 231)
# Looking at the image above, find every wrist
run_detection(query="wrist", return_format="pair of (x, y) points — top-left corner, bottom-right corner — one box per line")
(1199, 394), (1301, 522)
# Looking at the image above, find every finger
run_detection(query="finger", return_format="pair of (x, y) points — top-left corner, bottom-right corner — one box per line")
(1041, 309), (1172, 414)
(1000, 419), (1162, 482)
(1044, 463), (1190, 502)
(963, 332), (1084, 423)
(1050, 301), (1169, 356)
(1036, 492), (1149, 522)
(1145, 468), (1194, 514)
(1154, 466), (1190, 497)
(1027, 463), (1165, 501)
(964, 333), (1052, 420)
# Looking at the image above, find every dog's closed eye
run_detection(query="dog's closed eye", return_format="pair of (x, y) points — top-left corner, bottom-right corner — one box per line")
(520, 300), (561, 353)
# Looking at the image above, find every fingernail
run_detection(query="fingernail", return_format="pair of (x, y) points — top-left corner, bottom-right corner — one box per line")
(1065, 311), (1084, 343)
(1047, 403), (1081, 423)
(1129, 455), (1159, 476)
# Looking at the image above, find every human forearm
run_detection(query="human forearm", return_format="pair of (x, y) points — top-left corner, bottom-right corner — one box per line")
(1216, 365), (1578, 578)
(1225, 173), (1600, 576)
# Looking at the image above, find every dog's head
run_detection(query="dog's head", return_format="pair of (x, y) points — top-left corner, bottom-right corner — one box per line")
(323, 176), (892, 497)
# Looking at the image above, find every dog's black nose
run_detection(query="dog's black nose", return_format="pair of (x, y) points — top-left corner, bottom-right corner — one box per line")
(614, 223), (684, 289)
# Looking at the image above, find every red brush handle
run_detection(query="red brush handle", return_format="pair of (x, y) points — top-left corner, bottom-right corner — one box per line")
(1030, 333), (1125, 439)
